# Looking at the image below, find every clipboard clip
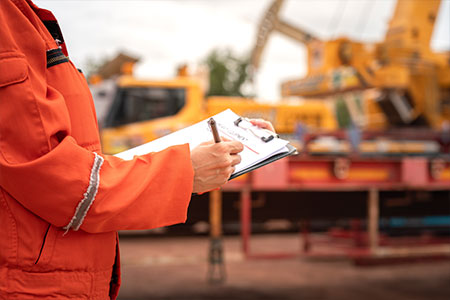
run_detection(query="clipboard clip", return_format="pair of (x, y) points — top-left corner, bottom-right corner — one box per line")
(234, 117), (278, 143)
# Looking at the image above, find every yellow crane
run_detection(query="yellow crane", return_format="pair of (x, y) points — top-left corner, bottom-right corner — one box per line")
(251, 0), (450, 130)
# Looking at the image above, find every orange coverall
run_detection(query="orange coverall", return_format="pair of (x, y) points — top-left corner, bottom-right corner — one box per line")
(0, 1), (194, 298)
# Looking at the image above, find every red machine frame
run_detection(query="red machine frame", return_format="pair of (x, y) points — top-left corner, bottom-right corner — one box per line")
(221, 155), (450, 261)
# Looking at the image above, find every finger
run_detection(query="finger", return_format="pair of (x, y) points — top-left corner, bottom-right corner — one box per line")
(252, 120), (275, 132)
(227, 166), (236, 178)
(230, 154), (241, 166)
(250, 119), (275, 132)
(223, 141), (244, 154)
(249, 119), (267, 127)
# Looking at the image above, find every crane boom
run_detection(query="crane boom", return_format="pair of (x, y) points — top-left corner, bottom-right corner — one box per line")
(386, 0), (442, 50)
(250, 0), (317, 70)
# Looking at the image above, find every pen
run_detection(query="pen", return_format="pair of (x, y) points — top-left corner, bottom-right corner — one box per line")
(208, 118), (221, 143)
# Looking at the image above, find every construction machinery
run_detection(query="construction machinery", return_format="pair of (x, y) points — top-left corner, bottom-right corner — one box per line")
(86, 0), (450, 268)
(89, 0), (450, 263)
(95, 0), (450, 157)
(251, 0), (450, 131)
(236, 0), (450, 262)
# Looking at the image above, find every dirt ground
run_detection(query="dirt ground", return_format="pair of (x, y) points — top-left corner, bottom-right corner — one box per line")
(117, 234), (450, 300)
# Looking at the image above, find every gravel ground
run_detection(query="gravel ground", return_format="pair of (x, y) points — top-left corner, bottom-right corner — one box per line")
(117, 234), (450, 300)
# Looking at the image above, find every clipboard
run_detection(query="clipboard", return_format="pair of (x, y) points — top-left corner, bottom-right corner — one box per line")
(115, 109), (297, 180)
(229, 144), (297, 180)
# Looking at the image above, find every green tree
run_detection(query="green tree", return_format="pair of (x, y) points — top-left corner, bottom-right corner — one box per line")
(83, 55), (109, 79)
(204, 49), (253, 97)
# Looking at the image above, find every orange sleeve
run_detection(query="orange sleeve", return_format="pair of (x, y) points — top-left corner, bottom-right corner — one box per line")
(0, 5), (194, 234)
(0, 137), (194, 234)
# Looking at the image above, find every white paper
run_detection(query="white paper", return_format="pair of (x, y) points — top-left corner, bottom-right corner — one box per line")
(115, 109), (290, 174)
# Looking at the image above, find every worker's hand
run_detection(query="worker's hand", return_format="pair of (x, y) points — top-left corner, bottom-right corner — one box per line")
(249, 119), (276, 133)
(190, 139), (244, 194)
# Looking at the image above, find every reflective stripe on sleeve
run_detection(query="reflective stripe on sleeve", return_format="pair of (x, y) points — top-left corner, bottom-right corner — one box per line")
(64, 152), (104, 233)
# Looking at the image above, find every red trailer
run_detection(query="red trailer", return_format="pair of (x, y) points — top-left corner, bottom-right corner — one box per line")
(216, 154), (450, 263)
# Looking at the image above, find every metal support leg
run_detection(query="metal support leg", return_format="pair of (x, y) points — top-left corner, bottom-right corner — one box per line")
(208, 190), (226, 284)
(300, 220), (311, 253)
(368, 188), (379, 254)
(240, 188), (251, 258)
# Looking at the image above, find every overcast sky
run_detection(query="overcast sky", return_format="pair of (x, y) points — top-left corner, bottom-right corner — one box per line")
(36, 0), (450, 101)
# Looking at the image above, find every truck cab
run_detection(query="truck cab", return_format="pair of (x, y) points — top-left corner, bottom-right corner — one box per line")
(99, 75), (205, 154)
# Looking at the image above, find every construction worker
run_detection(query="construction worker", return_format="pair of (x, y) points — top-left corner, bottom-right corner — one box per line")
(0, 0), (274, 298)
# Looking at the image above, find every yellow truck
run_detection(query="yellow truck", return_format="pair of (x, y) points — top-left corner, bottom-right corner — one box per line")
(97, 74), (337, 154)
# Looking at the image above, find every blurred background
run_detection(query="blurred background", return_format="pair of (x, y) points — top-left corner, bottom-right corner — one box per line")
(37, 0), (450, 299)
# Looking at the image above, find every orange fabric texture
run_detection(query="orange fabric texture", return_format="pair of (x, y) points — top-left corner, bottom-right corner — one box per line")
(0, 1), (194, 299)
